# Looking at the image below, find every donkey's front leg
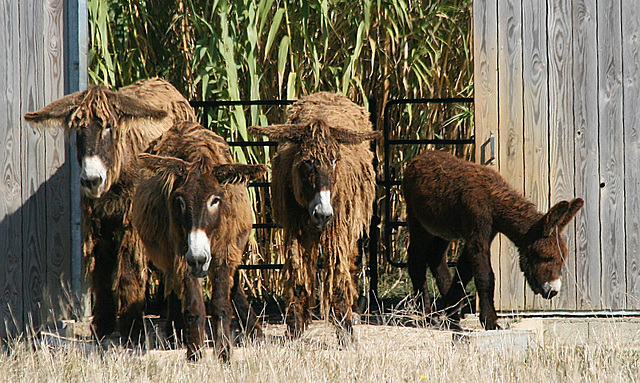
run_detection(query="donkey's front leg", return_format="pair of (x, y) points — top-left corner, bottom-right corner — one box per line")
(466, 241), (500, 330)
(231, 270), (264, 340)
(210, 263), (233, 361)
(183, 274), (206, 361)
(330, 288), (354, 347)
(91, 238), (119, 339)
(283, 236), (313, 339)
(116, 229), (148, 346)
(285, 283), (312, 339)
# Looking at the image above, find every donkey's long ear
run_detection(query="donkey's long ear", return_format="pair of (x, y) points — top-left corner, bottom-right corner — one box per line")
(557, 198), (584, 231)
(23, 90), (86, 127)
(138, 153), (189, 176)
(330, 126), (382, 144)
(213, 164), (268, 185)
(107, 92), (168, 120)
(248, 124), (307, 142)
(541, 200), (573, 236)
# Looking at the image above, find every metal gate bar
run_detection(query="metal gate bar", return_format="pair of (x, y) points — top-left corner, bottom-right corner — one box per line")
(382, 97), (474, 269)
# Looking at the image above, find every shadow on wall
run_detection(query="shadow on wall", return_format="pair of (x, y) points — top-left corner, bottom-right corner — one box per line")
(0, 159), (76, 340)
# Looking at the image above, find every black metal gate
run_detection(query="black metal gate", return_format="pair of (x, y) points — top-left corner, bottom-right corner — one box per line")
(190, 97), (474, 303)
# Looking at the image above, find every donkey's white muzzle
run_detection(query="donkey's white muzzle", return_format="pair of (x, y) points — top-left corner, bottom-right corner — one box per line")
(80, 156), (108, 198)
(309, 190), (333, 228)
(541, 279), (561, 299)
(186, 229), (211, 277)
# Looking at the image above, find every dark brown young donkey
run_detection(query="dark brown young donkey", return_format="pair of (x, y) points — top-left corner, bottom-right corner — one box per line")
(132, 121), (266, 360)
(402, 150), (583, 330)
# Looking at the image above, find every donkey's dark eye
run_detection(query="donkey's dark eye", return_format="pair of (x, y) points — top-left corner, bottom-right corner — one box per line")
(208, 195), (221, 210)
(175, 196), (186, 214)
(303, 159), (315, 170)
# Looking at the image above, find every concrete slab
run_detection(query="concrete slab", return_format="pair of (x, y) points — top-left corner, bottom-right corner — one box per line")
(454, 314), (640, 350)
(452, 329), (534, 355)
(509, 317), (640, 348)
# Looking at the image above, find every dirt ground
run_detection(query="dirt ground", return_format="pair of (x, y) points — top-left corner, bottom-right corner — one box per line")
(38, 308), (640, 358)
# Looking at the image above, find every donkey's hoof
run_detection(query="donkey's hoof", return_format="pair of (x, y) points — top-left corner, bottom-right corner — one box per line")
(481, 319), (502, 331)
(186, 345), (203, 362)
(441, 318), (463, 332)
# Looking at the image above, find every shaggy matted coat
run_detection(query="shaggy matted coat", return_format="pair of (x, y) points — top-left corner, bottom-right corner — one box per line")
(403, 150), (583, 330)
(132, 121), (266, 360)
(250, 92), (380, 344)
(24, 78), (195, 339)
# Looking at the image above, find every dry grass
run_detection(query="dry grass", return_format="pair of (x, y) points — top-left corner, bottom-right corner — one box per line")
(2, 319), (639, 383)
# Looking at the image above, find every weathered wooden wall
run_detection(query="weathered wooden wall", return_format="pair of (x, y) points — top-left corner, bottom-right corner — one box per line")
(474, 0), (640, 311)
(0, 0), (71, 337)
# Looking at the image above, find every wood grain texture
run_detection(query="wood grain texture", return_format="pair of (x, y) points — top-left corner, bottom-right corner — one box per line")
(522, 0), (550, 310)
(483, 0), (639, 312)
(21, 0), (47, 331)
(44, 0), (71, 322)
(497, 0), (525, 311)
(622, 0), (640, 308)
(473, 0), (501, 308)
(548, 0), (577, 310)
(2, 0), (71, 335)
(573, 0), (601, 310)
(0, 0), (24, 337)
(598, 0), (626, 309)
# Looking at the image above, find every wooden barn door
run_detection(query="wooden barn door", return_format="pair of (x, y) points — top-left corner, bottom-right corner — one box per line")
(474, 0), (640, 313)
(0, 0), (73, 338)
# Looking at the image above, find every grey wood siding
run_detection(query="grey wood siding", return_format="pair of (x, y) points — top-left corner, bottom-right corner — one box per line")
(622, 0), (640, 307)
(474, 0), (640, 311)
(474, 0), (501, 310)
(0, 0), (71, 337)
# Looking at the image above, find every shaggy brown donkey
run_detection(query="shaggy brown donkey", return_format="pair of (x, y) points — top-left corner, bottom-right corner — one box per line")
(249, 92), (380, 346)
(133, 121), (266, 360)
(24, 78), (195, 341)
(403, 150), (583, 330)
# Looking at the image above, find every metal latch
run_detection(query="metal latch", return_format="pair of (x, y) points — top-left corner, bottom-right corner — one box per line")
(481, 131), (495, 165)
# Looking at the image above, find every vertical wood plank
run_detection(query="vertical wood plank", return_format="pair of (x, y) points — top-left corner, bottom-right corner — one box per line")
(497, 0), (525, 311)
(622, 0), (640, 309)
(0, 0), (24, 338)
(598, 0), (626, 309)
(20, 0), (47, 331)
(548, 0), (577, 310)
(573, 0), (601, 310)
(44, 0), (71, 322)
(473, 0), (501, 309)
(522, 0), (550, 310)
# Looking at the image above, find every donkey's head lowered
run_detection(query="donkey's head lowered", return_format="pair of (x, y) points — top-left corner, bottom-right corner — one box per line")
(250, 120), (380, 229)
(139, 153), (266, 277)
(519, 198), (584, 299)
(24, 85), (168, 198)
